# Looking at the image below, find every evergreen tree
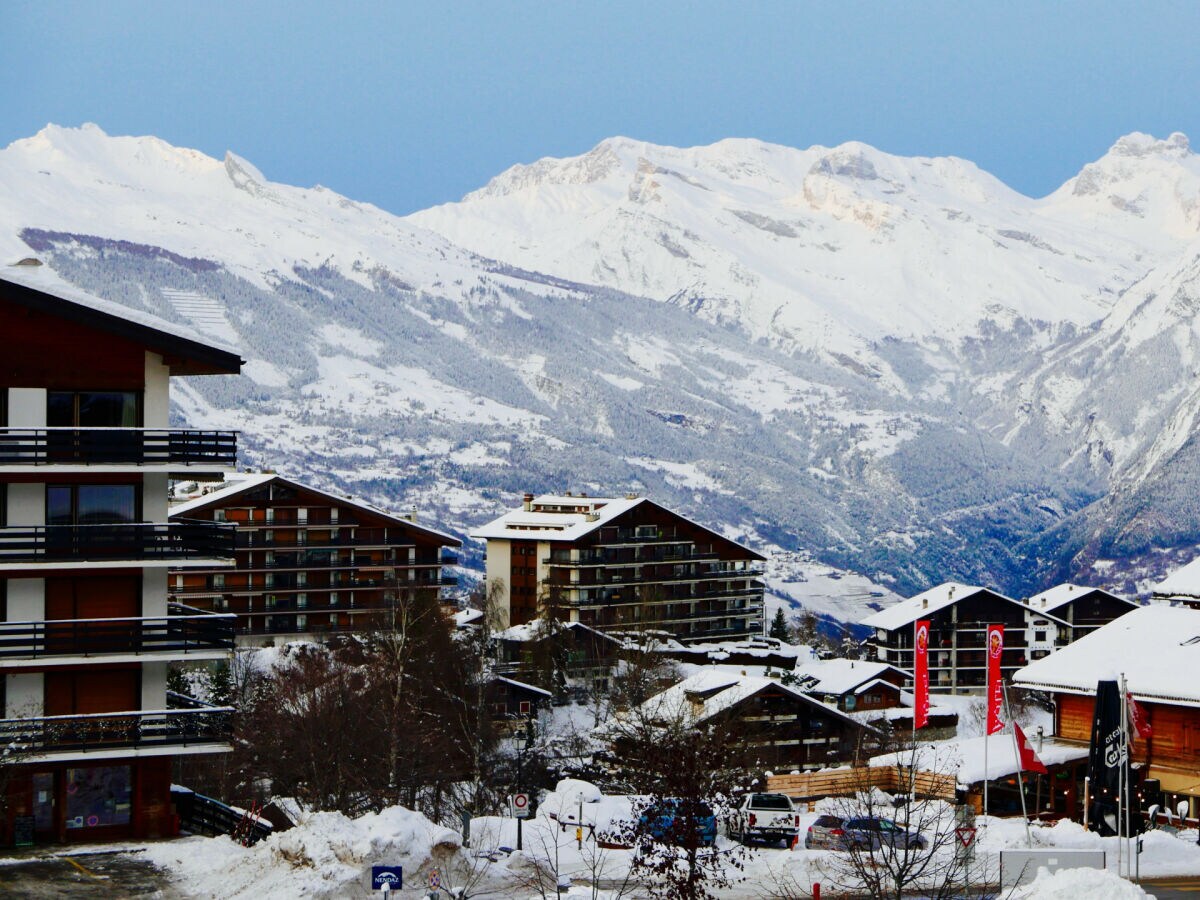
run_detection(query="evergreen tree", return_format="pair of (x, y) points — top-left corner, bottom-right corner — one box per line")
(768, 607), (790, 642)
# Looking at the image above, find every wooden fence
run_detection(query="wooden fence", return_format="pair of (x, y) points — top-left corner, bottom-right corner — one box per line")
(767, 766), (957, 801)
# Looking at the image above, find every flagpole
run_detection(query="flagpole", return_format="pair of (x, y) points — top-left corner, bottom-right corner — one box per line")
(1003, 681), (1032, 847)
(1120, 672), (1132, 878)
(983, 723), (989, 825)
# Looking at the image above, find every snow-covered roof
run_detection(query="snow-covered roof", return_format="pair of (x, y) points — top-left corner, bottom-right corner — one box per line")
(1152, 557), (1200, 600)
(1025, 583), (1137, 615)
(861, 582), (1070, 631)
(492, 676), (553, 698)
(1013, 605), (1200, 706)
(454, 608), (484, 628)
(871, 733), (1088, 786)
(496, 619), (624, 645)
(618, 669), (869, 732)
(470, 493), (765, 559)
(170, 473), (461, 545)
(792, 658), (904, 696)
(1, 265), (242, 372)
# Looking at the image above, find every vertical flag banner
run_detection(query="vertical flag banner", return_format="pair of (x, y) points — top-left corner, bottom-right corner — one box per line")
(1126, 691), (1153, 740)
(986, 624), (1005, 735)
(1087, 679), (1125, 835)
(914, 619), (930, 730)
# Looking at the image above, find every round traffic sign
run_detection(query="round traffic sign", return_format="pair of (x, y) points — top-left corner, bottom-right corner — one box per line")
(513, 793), (529, 810)
(429, 867), (441, 888)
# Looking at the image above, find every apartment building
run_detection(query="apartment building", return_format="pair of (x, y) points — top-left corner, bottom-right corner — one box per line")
(472, 492), (765, 642)
(0, 266), (240, 844)
(169, 474), (461, 643)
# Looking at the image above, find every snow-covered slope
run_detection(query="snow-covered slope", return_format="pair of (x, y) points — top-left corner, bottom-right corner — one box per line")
(409, 134), (1200, 363)
(4, 124), (1200, 607)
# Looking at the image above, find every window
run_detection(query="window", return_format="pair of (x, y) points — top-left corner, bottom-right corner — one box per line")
(48, 391), (140, 428)
(212, 573), (225, 590)
(330, 592), (339, 606)
(297, 593), (308, 609)
(519, 701), (532, 715)
(330, 508), (339, 524)
(214, 509), (227, 522)
(329, 613), (339, 628)
(47, 484), (139, 525)
(295, 614), (307, 630)
(65, 765), (132, 829)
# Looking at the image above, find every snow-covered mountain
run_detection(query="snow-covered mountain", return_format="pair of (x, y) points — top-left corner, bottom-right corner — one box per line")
(4, 123), (1200, 613)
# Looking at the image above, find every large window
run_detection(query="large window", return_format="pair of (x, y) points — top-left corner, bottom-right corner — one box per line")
(47, 484), (140, 525)
(65, 765), (132, 830)
(47, 391), (140, 428)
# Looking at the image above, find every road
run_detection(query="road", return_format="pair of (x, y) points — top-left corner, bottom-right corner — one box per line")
(1141, 878), (1200, 899)
(0, 850), (182, 898)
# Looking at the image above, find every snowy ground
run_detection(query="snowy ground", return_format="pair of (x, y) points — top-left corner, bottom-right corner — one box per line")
(106, 780), (1200, 898)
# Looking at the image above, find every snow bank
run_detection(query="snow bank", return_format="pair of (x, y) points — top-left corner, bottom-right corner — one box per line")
(1012, 865), (1149, 899)
(143, 805), (460, 898)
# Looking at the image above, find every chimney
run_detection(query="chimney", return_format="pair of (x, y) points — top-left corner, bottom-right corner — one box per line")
(522, 492), (534, 512)
(947, 586), (956, 601)
(922, 598), (928, 609)
(408, 505), (418, 523)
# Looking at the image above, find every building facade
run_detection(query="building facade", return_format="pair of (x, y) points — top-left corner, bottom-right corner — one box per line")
(473, 493), (765, 643)
(862, 583), (1073, 694)
(1024, 583), (1140, 643)
(0, 267), (240, 844)
(168, 474), (461, 644)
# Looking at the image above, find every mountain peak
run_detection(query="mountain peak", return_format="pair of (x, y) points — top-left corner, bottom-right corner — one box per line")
(1108, 131), (1191, 159)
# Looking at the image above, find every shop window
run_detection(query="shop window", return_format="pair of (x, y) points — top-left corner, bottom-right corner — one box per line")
(65, 765), (131, 830)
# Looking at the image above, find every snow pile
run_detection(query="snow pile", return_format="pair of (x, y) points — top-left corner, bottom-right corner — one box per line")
(143, 804), (460, 898)
(1012, 865), (1149, 899)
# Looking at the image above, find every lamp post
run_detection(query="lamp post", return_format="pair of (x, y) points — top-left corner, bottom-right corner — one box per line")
(516, 715), (535, 851)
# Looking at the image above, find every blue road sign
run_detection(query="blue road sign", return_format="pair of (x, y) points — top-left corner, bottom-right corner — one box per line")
(372, 865), (403, 890)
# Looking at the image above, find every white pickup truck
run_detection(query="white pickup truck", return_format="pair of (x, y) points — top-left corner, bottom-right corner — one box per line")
(727, 792), (800, 846)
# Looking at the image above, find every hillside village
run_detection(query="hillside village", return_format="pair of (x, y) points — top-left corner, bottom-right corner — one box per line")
(4, 261), (1200, 897)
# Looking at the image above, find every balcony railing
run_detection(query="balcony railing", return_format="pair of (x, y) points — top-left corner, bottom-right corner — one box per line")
(0, 521), (235, 564)
(0, 428), (236, 467)
(0, 705), (233, 756)
(0, 606), (234, 660)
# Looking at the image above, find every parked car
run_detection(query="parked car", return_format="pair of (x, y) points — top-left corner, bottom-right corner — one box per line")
(638, 799), (718, 847)
(805, 814), (848, 849)
(727, 793), (800, 846)
(804, 814), (927, 851)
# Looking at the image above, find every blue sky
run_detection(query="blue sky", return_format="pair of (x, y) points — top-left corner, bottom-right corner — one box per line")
(3, 1), (1198, 215)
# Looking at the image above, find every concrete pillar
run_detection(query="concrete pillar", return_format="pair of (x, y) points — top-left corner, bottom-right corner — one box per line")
(141, 661), (167, 711)
(7, 388), (47, 427)
(5, 673), (44, 718)
(6, 483), (45, 527)
(143, 352), (170, 428)
(143, 568), (168, 618)
(5, 578), (45, 622)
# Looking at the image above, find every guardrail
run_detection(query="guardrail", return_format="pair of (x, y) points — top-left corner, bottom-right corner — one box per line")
(0, 609), (234, 659)
(0, 520), (235, 564)
(0, 706), (234, 755)
(0, 428), (236, 466)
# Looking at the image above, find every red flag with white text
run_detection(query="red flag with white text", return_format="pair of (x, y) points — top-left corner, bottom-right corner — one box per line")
(986, 624), (1005, 735)
(1014, 723), (1049, 774)
(914, 619), (930, 730)
(1126, 692), (1153, 740)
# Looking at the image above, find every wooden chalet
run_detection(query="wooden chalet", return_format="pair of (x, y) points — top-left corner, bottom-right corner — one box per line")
(1014, 605), (1200, 819)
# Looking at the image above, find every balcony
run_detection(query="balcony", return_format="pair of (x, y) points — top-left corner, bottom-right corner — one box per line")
(0, 521), (236, 568)
(0, 428), (237, 473)
(0, 705), (233, 762)
(0, 606), (234, 665)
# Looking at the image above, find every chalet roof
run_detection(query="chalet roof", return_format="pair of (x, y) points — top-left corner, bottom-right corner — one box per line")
(792, 658), (904, 696)
(470, 494), (765, 560)
(622, 668), (868, 731)
(1, 265), (242, 375)
(1152, 557), (1200, 600)
(496, 619), (624, 645)
(1012, 605), (1200, 706)
(491, 676), (553, 698)
(1025, 583), (1138, 615)
(170, 473), (461, 546)
(861, 582), (1070, 631)
(871, 733), (1088, 786)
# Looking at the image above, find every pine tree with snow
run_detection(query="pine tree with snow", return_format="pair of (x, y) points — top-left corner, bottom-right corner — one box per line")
(769, 607), (790, 642)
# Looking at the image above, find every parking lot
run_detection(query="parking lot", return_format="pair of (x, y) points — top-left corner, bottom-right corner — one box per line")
(0, 850), (180, 898)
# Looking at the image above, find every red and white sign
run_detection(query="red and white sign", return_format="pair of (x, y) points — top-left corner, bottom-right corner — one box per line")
(986, 624), (1005, 736)
(1014, 723), (1049, 774)
(955, 826), (977, 847)
(510, 793), (531, 819)
(914, 619), (930, 730)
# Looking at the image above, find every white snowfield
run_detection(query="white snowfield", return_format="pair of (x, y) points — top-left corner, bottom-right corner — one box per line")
(122, 784), (1200, 897)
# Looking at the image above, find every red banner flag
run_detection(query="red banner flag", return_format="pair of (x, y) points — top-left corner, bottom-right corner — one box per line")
(986, 624), (1005, 735)
(1126, 692), (1153, 739)
(914, 619), (930, 730)
(1014, 723), (1049, 774)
